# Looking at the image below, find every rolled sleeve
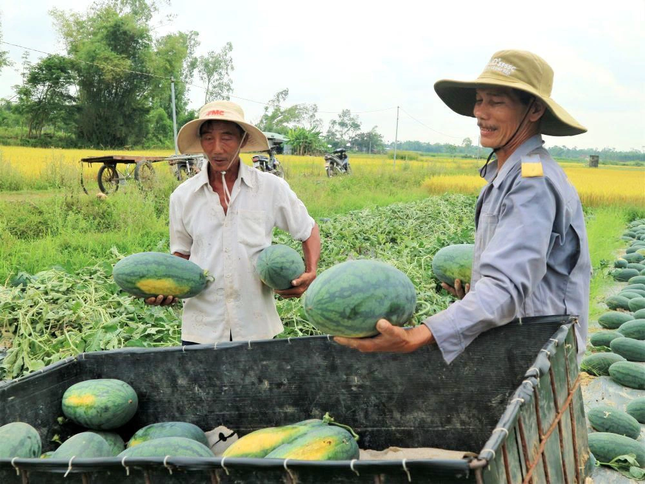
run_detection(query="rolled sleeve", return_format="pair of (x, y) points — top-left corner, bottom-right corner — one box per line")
(425, 176), (558, 364)
(274, 180), (315, 241)
(169, 193), (192, 255)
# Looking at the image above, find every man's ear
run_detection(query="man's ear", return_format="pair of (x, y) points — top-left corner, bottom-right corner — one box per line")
(530, 100), (547, 122)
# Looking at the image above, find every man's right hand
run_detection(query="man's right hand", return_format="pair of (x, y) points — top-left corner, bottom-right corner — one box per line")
(144, 295), (178, 306)
(441, 279), (470, 300)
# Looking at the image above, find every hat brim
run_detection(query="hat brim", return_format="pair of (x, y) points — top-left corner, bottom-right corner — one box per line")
(177, 119), (270, 154)
(434, 79), (587, 137)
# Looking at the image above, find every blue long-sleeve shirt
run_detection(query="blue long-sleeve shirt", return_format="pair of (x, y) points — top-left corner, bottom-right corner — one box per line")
(425, 135), (591, 364)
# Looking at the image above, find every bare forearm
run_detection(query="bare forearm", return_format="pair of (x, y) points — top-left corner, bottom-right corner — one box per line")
(301, 224), (320, 274)
(173, 251), (190, 260)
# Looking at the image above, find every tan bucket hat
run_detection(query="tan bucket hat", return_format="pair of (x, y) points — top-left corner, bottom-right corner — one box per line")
(434, 50), (586, 136)
(177, 100), (269, 154)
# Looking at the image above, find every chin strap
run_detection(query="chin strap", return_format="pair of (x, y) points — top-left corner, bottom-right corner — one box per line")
(479, 98), (535, 179)
(219, 131), (248, 209)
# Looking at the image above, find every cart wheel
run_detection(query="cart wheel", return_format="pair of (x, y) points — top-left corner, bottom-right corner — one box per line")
(97, 165), (119, 194)
(175, 165), (188, 181)
(135, 161), (155, 190)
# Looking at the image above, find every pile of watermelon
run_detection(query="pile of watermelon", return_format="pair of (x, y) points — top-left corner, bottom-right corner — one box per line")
(583, 218), (645, 478)
(0, 378), (214, 460)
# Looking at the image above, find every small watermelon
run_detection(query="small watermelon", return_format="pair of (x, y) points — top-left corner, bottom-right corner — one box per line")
(118, 437), (214, 458)
(0, 422), (42, 458)
(62, 379), (138, 430)
(303, 260), (417, 337)
(113, 252), (211, 298)
(255, 244), (305, 290)
(93, 431), (125, 455)
(127, 422), (209, 448)
(431, 244), (474, 287)
(52, 432), (113, 459)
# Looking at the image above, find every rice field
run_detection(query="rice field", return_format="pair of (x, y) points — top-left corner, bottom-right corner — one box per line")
(0, 146), (643, 208)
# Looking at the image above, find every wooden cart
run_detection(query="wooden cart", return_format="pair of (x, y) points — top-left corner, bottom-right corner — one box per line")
(79, 155), (167, 194)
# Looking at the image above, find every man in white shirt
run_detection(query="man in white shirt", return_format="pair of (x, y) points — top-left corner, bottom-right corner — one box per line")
(147, 101), (320, 344)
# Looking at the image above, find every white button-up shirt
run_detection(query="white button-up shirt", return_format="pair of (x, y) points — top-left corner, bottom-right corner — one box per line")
(169, 162), (315, 343)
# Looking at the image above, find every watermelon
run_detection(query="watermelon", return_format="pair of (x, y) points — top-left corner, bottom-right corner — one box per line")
(113, 252), (211, 298)
(598, 311), (634, 329)
(629, 276), (645, 286)
(265, 425), (359, 460)
(223, 419), (324, 458)
(118, 437), (214, 458)
(587, 405), (641, 439)
(127, 422), (209, 448)
(626, 284), (645, 292)
(93, 431), (125, 455)
(431, 244), (474, 287)
(610, 338), (645, 362)
(588, 433), (645, 466)
(606, 295), (631, 311)
(590, 331), (624, 348)
(617, 319), (645, 340)
(619, 291), (643, 300)
(62, 379), (138, 430)
(0, 422), (42, 458)
(624, 253), (645, 263)
(626, 398), (645, 424)
(303, 260), (417, 337)
(615, 259), (628, 268)
(580, 353), (625, 376)
(629, 297), (645, 312)
(627, 263), (645, 272)
(52, 432), (113, 459)
(634, 309), (645, 319)
(255, 244), (305, 290)
(609, 361), (645, 390)
(613, 269), (640, 282)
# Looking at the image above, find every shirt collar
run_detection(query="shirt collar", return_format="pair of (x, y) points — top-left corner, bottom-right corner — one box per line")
(491, 135), (544, 188)
(192, 159), (256, 193)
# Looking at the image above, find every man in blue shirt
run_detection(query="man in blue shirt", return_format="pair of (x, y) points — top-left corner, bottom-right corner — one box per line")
(335, 50), (591, 364)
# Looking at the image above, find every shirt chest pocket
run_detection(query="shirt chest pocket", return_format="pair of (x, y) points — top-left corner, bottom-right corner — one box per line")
(476, 213), (499, 250)
(237, 209), (266, 247)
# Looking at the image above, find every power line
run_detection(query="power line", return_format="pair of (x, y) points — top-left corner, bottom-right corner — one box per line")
(399, 107), (463, 140)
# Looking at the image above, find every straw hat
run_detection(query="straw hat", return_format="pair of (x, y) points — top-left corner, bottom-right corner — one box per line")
(177, 100), (269, 154)
(434, 50), (586, 136)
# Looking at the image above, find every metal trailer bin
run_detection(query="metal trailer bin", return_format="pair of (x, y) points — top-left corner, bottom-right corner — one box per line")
(0, 315), (592, 483)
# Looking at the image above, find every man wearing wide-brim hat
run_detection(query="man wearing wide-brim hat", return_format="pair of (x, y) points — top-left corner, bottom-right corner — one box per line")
(336, 50), (591, 363)
(148, 100), (320, 345)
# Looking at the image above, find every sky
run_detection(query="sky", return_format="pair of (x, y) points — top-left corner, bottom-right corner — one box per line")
(1, 0), (644, 151)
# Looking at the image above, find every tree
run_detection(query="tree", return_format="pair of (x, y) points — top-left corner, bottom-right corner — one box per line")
(197, 42), (233, 103)
(462, 137), (472, 148)
(352, 126), (385, 153)
(14, 55), (76, 137)
(256, 89), (319, 134)
(0, 14), (11, 71)
(286, 127), (325, 156)
(325, 109), (361, 149)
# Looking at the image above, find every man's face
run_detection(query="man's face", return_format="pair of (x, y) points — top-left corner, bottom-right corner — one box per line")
(200, 121), (245, 172)
(473, 87), (527, 149)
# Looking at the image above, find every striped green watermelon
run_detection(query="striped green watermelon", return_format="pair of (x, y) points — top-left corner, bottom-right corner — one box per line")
(431, 244), (474, 287)
(588, 433), (645, 466)
(93, 431), (125, 455)
(303, 260), (417, 337)
(113, 252), (211, 298)
(587, 405), (641, 439)
(62, 379), (138, 430)
(52, 432), (113, 459)
(626, 398), (645, 423)
(255, 244), (305, 290)
(265, 425), (359, 460)
(629, 297), (645, 312)
(127, 422), (209, 448)
(0, 422), (42, 458)
(118, 437), (214, 458)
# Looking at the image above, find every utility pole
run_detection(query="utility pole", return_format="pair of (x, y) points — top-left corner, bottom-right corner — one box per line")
(393, 106), (399, 168)
(171, 77), (179, 155)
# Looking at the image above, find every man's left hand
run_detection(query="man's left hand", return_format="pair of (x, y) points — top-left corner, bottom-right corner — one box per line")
(334, 319), (435, 353)
(275, 271), (316, 298)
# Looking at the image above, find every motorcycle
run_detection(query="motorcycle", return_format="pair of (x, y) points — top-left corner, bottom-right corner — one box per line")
(167, 154), (206, 181)
(324, 148), (352, 177)
(252, 149), (285, 178)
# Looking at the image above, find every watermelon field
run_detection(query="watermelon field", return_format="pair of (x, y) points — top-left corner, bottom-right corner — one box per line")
(0, 146), (644, 381)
